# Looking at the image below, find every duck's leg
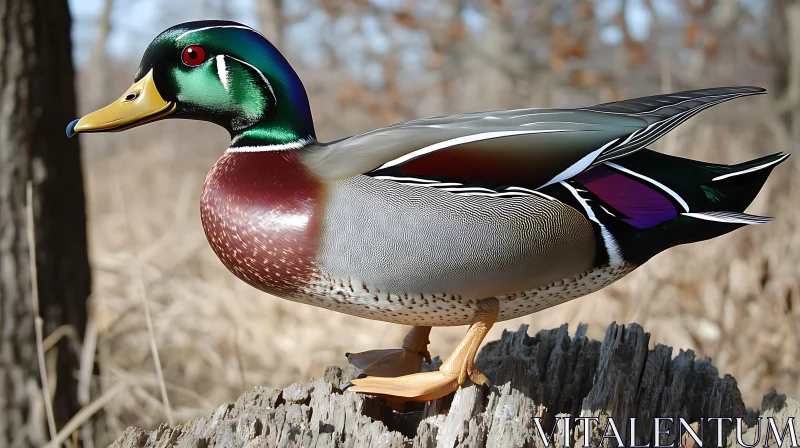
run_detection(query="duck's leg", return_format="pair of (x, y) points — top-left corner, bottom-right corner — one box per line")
(345, 326), (432, 377)
(346, 298), (499, 402)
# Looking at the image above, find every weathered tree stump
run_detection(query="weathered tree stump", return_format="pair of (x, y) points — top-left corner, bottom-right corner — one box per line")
(110, 323), (799, 447)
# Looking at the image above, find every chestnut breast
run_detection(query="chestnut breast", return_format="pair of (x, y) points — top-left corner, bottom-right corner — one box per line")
(200, 150), (323, 297)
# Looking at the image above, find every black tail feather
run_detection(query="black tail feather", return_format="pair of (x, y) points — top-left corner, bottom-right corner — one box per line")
(573, 149), (789, 264)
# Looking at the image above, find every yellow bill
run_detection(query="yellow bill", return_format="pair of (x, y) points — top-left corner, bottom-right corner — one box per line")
(66, 69), (175, 137)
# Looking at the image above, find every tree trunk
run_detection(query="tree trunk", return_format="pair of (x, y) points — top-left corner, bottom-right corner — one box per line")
(87, 0), (115, 110)
(109, 322), (799, 448)
(0, 0), (92, 446)
(257, 0), (285, 49)
(769, 0), (800, 136)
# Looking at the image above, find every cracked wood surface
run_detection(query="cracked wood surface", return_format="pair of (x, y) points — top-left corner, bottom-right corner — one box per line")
(110, 322), (799, 447)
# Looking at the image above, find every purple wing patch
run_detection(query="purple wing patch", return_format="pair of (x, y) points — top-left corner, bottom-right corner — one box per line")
(574, 166), (678, 229)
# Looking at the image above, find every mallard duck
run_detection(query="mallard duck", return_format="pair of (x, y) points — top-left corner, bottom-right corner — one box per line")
(68, 21), (788, 402)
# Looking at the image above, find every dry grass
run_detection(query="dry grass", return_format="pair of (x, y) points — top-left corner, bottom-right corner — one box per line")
(26, 181), (58, 445)
(77, 97), (799, 438)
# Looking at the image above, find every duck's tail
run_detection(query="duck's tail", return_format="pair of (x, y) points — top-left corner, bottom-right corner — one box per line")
(554, 149), (790, 264)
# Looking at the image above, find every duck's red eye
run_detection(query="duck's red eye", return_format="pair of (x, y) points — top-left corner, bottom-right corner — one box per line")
(182, 45), (206, 66)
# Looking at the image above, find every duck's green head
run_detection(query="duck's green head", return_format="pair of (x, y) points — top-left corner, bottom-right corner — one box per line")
(67, 20), (315, 148)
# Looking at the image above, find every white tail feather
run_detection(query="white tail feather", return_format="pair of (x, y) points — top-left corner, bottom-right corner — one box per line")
(682, 211), (774, 225)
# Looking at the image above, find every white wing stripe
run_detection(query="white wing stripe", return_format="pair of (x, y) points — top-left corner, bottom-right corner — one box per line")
(375, 129), (572, 170)
(604, 162), (690, 212)
(682, 212), (773, 225)
(373, 176), (439, 183)
(599, 205), (616, 217)
(456, 191), (532, 197)
(377, 178), (561, 200)
(505, 186), (557, 201)
(560, 181), (623, 265)
(520, 121), (601, 127)
(538, 138), (620, 188)
(712, 154), (790, 181)
(443, 186), (499, 193)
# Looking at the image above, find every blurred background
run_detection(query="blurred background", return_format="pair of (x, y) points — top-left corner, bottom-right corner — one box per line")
(4, 0), (799, 446)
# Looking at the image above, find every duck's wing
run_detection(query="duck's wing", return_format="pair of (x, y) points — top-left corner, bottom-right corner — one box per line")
(575, 86), (766, 164)
(305, 87), (764, 189)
